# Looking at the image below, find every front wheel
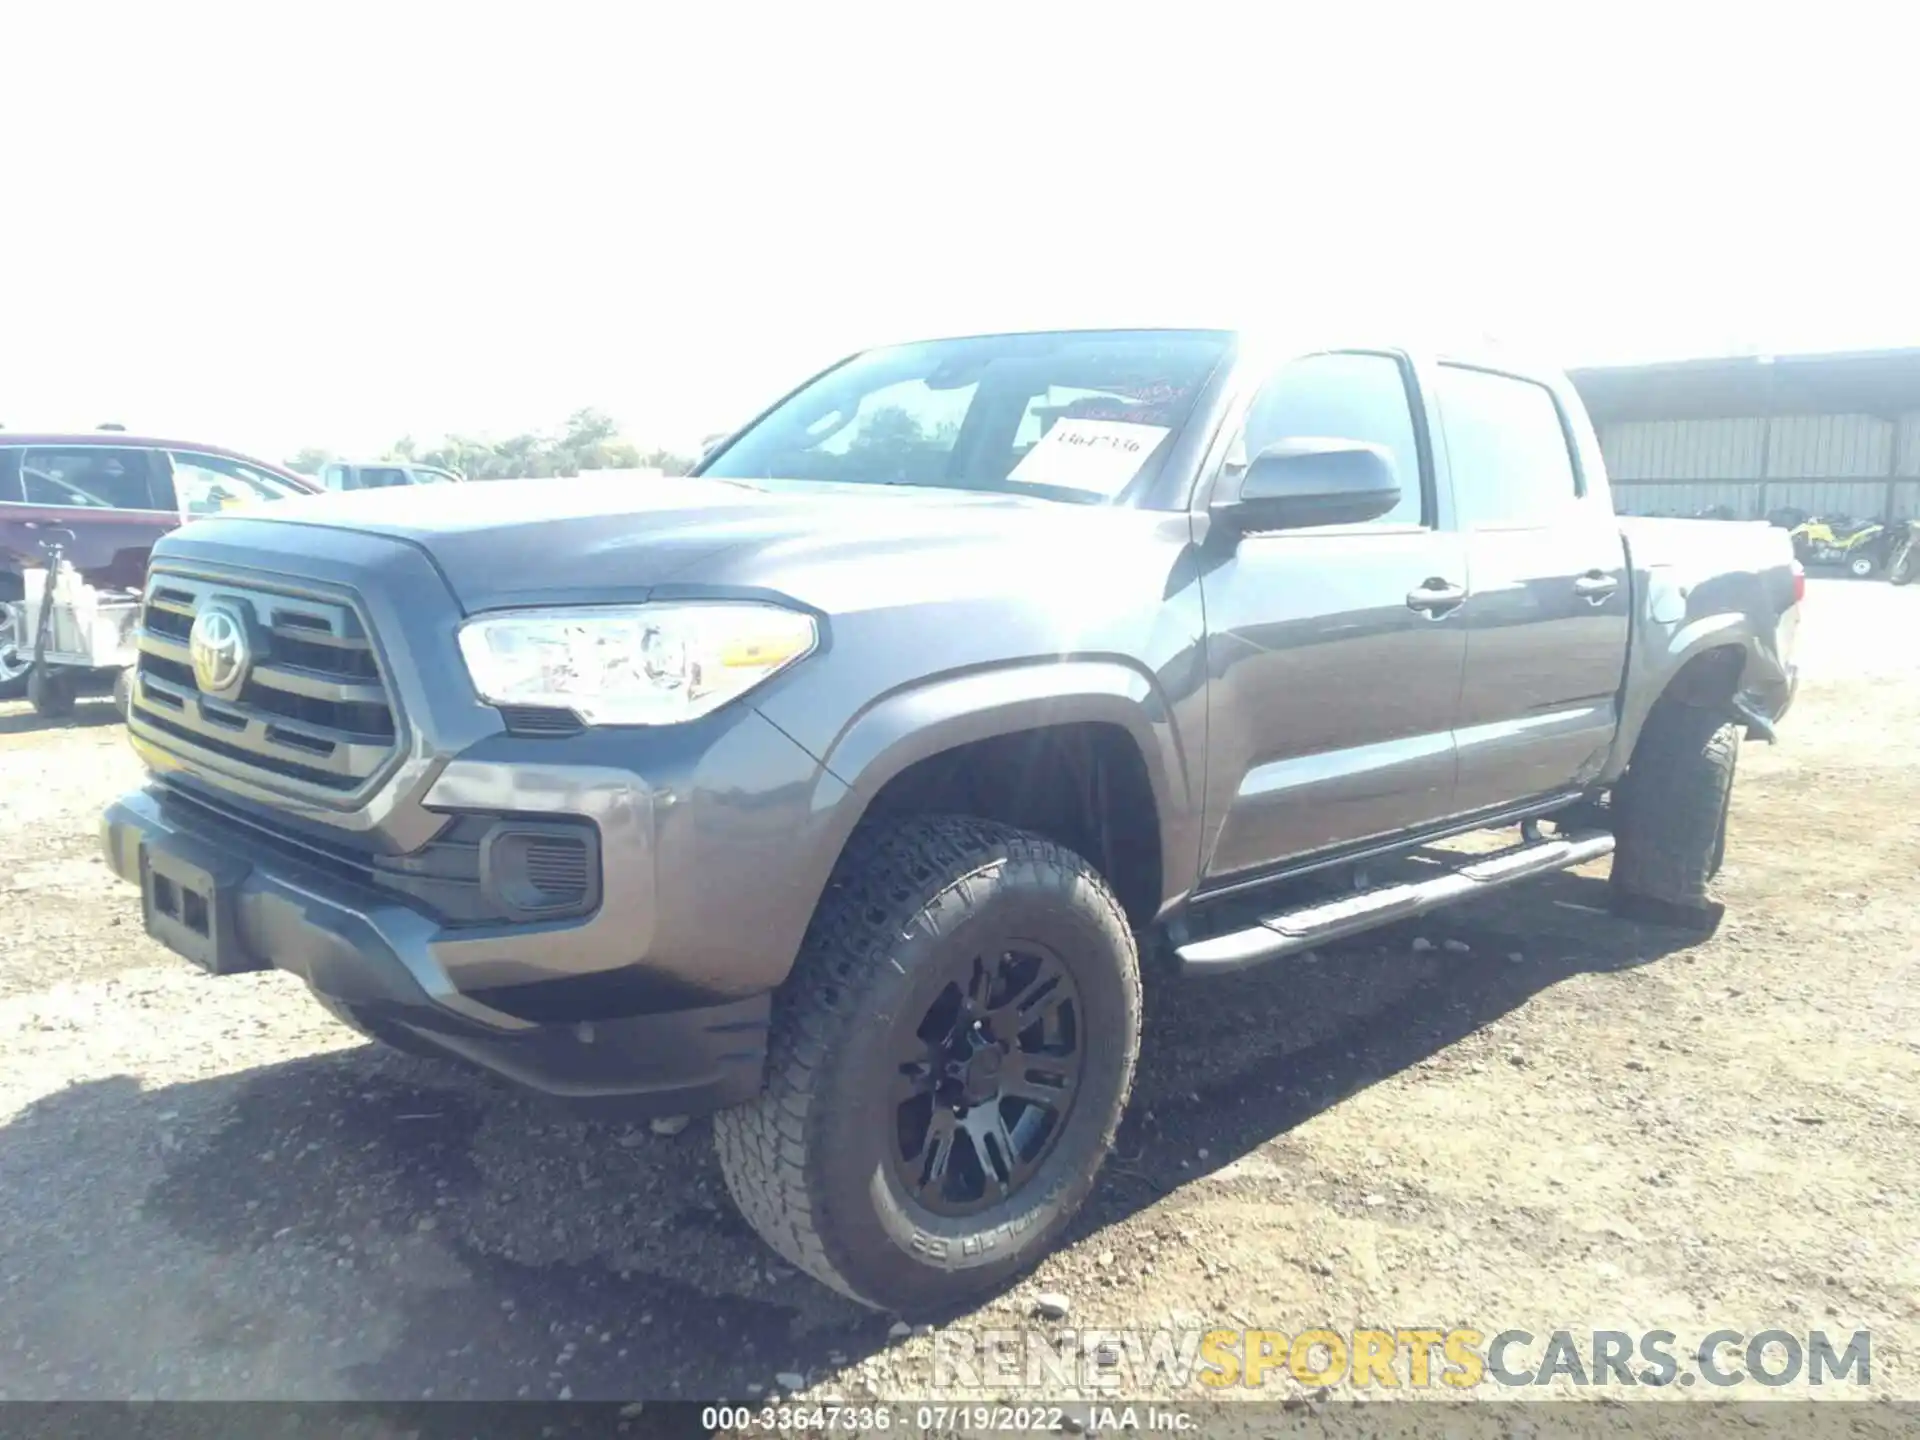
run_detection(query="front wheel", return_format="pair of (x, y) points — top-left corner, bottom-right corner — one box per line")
(714, 815), (1141, 1313)
(1890, 536), (1916, 586)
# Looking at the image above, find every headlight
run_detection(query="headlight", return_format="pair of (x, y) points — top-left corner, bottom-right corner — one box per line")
(456, 603), (817, 726)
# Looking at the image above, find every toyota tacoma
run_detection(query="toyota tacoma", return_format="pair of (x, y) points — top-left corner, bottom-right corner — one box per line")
(101, 327), (1801, 1312)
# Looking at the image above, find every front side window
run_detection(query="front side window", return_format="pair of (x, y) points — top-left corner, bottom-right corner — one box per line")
(1232, 351), (1429, 526)
(168, 452), (304, 516)
(703, 330), (1231, 503)
(1435, 364), (1581, 528)
(18, 448), (162, 510)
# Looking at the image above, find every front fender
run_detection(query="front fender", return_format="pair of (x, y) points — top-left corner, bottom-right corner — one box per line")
(786, 659), (1201, 915)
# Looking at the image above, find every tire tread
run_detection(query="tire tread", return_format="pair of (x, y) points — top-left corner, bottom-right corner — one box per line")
(1610, 701), (1740, 910)
(713, 814), (1138, 1308)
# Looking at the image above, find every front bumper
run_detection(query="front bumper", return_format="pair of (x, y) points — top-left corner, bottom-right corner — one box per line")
(102, 785), (770, 1117)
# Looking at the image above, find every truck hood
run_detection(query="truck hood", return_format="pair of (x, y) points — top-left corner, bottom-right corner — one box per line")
(237, 473), (1095, 611)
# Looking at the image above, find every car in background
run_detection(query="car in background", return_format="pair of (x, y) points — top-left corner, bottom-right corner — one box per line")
(0, 434), (316, 699)
(318, 461), (464, 491)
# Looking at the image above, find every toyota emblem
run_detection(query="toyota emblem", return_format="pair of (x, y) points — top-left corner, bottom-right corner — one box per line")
(188, 604), (251, 698)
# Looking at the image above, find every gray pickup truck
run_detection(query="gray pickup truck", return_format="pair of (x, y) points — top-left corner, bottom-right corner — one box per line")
(102, 328), (1800, 1313)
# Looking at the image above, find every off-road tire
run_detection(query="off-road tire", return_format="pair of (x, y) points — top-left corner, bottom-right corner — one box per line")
(714, 815), (1141, 1313)
(1609, 700), (1740, 925)
(112, 667), (133, 720)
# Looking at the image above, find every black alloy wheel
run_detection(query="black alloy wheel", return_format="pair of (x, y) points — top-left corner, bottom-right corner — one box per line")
(890, 945), (1083, 1216)
(714, 815), (1142, 1312)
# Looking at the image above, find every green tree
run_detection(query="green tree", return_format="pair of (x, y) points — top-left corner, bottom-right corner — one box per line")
(642, 447), (697, 476)
(286, 447), (333, 476)
(300, 408), (684, 483)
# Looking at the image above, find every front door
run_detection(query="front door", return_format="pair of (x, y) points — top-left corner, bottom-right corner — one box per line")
(1197, 349), (1468, 881)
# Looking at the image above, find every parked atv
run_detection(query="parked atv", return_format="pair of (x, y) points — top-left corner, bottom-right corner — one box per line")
(1790, 515), (1889, 578)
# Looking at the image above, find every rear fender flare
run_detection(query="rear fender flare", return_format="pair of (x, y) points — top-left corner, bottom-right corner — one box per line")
(1606, 611), (1768, 779)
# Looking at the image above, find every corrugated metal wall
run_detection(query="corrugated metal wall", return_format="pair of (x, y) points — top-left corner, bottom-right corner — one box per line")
(1767, 414), (1893, 476)
(1597, 410), (1920, 520)
(1602, 419), (1766, 480)
(1898, 412), (1920, 477)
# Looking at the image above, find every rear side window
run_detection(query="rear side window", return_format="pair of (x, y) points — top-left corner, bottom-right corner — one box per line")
(359, 467), (411, 488)
(1436, 365), (1581, 528)
(19, 448), (163, 510)
(1235, 351), (1428, 525)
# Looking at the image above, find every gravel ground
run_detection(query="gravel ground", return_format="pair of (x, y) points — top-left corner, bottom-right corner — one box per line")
(0, 578), (1914, 1407)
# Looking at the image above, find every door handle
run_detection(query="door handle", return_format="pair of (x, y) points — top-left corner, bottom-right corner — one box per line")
(1574, 572), (1619, 602)
(1406, 578), (1467, 613)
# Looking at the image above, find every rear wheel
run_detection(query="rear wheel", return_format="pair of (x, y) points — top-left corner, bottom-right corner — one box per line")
(1848, 553), (1877, 578)
(714, 815), (1141, 1313)
(1610, 700), (1740, 925)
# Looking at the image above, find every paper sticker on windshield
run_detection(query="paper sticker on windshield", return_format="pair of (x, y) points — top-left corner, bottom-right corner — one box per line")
(1008, 418), (1171, 496)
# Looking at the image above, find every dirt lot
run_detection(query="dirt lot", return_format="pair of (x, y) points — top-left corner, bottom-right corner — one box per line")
(0, 578), (1914, 1407)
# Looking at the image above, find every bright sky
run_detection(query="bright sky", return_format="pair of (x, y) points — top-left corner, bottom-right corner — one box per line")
(4, 3), (1911, 463)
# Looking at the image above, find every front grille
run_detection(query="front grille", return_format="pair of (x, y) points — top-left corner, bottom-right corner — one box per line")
(131, 571), (399, 796)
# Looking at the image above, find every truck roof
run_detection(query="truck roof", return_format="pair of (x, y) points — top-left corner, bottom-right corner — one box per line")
(863, 324), (1572, 389)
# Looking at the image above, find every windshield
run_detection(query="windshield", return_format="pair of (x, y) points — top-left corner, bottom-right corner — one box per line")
(701, 330), (1230, 503)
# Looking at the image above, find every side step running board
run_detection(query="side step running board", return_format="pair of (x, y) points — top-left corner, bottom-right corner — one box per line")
(1176, 830), (1615, 975)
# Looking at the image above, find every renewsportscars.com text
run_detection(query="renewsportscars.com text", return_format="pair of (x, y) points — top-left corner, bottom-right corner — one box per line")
(930, 1327), (1871, 1392)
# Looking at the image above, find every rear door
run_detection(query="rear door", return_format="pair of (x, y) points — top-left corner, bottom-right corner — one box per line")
(1196, 348), (1469, 879)
(1435, 363), (1631, 811)
(2, 445), (178, 592)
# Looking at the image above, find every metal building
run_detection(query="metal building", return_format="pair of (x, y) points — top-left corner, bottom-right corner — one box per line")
(1569, 348), (1920, 522)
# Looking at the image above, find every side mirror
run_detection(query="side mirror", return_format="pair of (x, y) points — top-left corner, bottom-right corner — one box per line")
(1217, 438), (1402, 532)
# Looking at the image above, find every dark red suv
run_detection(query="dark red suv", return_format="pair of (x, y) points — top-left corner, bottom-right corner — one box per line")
(0, 433), (317, 697)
